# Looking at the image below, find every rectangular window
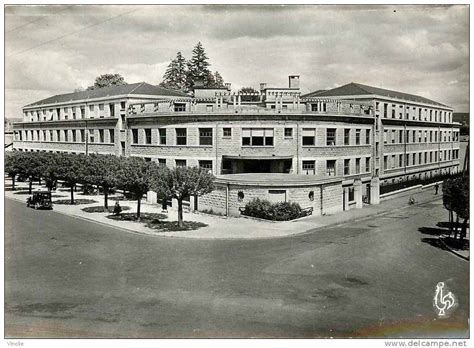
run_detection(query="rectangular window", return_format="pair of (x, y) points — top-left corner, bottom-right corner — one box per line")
(384, 155), (388, 170)
(109, 129), (114, 143)
(176, 159), (187, 167)
(424, 152), (427, 163)
(242, 128), (274, 146)
(355, 129), (361, 145)
(399, 154), (403, 168)
(311, 104), (318, 112)
(365, 129), (370, 144)
(284, 128), (293, 138)
(159, 129), (167, 145)
(365, 157), (370, 172)
(206, 105), (214, 112)
(199, 160), (213, 171)
(344, 159), (350, 175)
(174, 103), (186, 112)
(430, 152), (433, 163)
(132, 129), (138, 144)
(383, 103), (388, 118)
(355, 158), (360, 174)
(302, 160), (315, 175)
(99, 129), (104, 143)
(199, 128), (213, 146)
(406, 154), (410, 166)
(419, 153), (422, 164)
(120, 101), (126, 111)
(99, 104), (104, 111)
(424, 131), (428, 143)
(80, 130), (85, 142)
(383, 130), (388, 144)
(326, 160), (336, 176)
(399, 131), (403, 143)
(418, 130), (422, 142)
(145, 129), (152, 144)
(326, 128), (336, 146)
(392, 130), (396, 143)
(391, 155), (396, 169)
(176, 128), (187, 145)
(413, 154), (416, 165)
(391, 107), (395, 119)
(109, 104), (115, 117)
(72, 130), (76, 142)
(158, 159), (166, 167)
(89, 129), (95, 143)
(302, 128), (315, 146)
(344, 129), (350, 145)
(223, 128), (232, 137)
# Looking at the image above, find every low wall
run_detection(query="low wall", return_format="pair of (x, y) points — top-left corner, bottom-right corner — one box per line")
(197, 178), (343, 217)
(380, 180), (443, 201)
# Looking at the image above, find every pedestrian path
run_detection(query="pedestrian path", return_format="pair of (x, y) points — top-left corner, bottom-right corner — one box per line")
(5, 181), (443, 240)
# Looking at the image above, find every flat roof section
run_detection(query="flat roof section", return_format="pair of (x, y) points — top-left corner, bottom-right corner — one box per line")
(215, 173), (342, 187)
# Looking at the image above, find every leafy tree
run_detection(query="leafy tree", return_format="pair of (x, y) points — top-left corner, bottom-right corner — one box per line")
(149, 166), (214, 228)
(159, 52), (187, 92)
(442, 176), (470, 241)
(213, 71), (225, 88)
(16, 151), (43, 194)
(115, 157), (152, 219)
(239, 87), (260, 102)
(38, 152), (61, 191)
(55, 153), (88, 204)
(84, 154), (120, 209)
(87, 73), (127, 90)
(185, 42), (213, 90)
(5, 151), (23, 190)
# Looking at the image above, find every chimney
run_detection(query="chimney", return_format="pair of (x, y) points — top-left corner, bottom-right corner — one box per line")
(288, 75), (300, 89)
(260, 83), (267, 91)
(225, 82), (231, 91)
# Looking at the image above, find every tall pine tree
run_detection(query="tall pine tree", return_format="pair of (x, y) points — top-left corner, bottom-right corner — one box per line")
(159, 52), (187, 92)
(185, 42), (214, 90)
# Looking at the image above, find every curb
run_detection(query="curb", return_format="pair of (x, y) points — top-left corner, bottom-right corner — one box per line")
(5, 192), (444, 242)
(438, 237), (470, 262)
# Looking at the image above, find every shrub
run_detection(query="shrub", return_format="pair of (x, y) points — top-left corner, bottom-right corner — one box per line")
(242, 198), (306, 221)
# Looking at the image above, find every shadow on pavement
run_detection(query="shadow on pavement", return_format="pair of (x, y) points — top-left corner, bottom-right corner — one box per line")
(421, 237), (449, 251)
(418, 226), (448, 236)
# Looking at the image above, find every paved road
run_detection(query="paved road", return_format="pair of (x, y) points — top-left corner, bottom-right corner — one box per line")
(5, 197), (469, 338)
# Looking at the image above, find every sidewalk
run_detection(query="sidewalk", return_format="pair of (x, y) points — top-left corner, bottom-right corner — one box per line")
(5, 181), (443, 240)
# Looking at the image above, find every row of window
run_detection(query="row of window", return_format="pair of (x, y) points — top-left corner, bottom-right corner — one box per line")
(383, 129), (459, 144)
(377, 102), (452, 123)
(131, 127), (371, 147)
(24, 102), (127, 122)
(383, 149), (460, 170)
(15, 129), (115, 144)
(302, 157), (371, 176)
(141, 157), (213, 171)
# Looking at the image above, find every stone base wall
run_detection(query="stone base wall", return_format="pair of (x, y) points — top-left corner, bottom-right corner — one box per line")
(197, 180), (344, 218)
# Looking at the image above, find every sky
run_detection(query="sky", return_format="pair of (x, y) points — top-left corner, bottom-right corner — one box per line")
(4, 4), (470, 118)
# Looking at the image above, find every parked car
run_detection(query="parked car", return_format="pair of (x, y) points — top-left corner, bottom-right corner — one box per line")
(26, 191), (53, 210)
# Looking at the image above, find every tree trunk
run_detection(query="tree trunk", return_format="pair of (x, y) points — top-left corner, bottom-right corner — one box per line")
(104, 188), (109, 210)
(11, 175), (15, 191)
(453, 214), (460, 240)
(137, 196), (141, 219)
(28, 179), (33, 194)
(70, 185), (75, 205)
(460, 218), (468, 241)
(449, 210), (453, 236)
(177, 199), (184, 228)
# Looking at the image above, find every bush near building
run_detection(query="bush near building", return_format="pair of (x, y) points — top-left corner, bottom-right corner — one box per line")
(242, 198), (308, 221)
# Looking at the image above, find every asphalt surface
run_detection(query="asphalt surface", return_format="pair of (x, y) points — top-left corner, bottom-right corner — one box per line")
(5, 197), (469, 338)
